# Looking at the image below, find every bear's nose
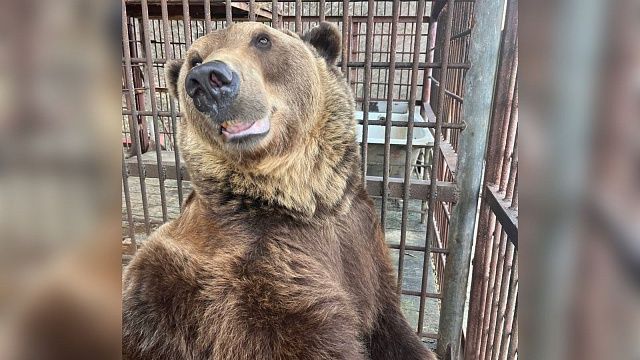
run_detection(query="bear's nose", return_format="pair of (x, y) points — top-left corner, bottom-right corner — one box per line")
(184, 60), (239, 116)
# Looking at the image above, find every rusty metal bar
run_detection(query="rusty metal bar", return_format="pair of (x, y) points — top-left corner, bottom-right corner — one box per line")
(429, 75), (464, 102)
(125, 57), (470, 69)
(272, 0), (279, 28)
(498, 91), (518, 192)
(122, 0), (151, 234)
(496, 255), (518, 360)
(389, 243), (450, 254)
(120, 110), (467, 129)
(125, 159), (461, 202)
(141, 0), (169, 222)
(225, 0), (232, 24)
(318, 0), (325, 22)
(421, 19), (438, 118)
(419, 0), (456, 340)
(161, 0), (184, 206)
(295, 0), (302, 32)
(249, 0), (256, 20)
(450, 28), (472, 41)
(182, 0), (192, 48)
(398, 0), (426, 304)
(507, 307), (518, 359)
(204, 0), (212, 32)
(479, 229), (505, 360)
(360, 0), (374, 177)
(486, 235), (514, 359)
(437, 0), (506, 356)
(486, 22), (518, 183)
(122, 152), (136, 246)
(341, 0), (349, 74)
(281, 15), (430, 23)
(476, 218), (500, 354)
(380, 0), (400, 230)
(504, 132), (518, 202)
(510, 174), (518, 210)
(402, 290), (442, 301)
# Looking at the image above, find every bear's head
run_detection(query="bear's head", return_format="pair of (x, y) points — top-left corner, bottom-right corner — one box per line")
(167, 22), (360, 218)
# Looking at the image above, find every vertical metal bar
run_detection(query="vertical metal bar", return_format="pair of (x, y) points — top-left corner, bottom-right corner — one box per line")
(437, 0), (506, 356)
(122, 152), (136, 247)
(419, 0), (456, 337)
(319, 0), (326, 22)
(420, 15), (436, 225)
(486, 240), (515, 360)
(295, 0), (302, 33)
(421, 19), (437, 118)
(122, 1), (151, 235)
(499, 96), (518, 192)
(485, 0), (518, 183)
(161, 0), (184, 207)
(468, 208), (497, 358)
(141, 0), (169, 222)
(507, 307), (518, 359)
(510, 174), (518, 209)
(504, 132), (518, 201)
(182, 0), (192, 48)
(397, 0), (426, 301)
(272, 0), (280, 28)
(204, 0), (212, 33)
(381, 0), (400, 230)
(479, 226), (504, 360)
(341, 0), (349, 74)
(360, 0), (374, 177)
(226, 0), (233, 25)
(496, 255), (518, 360)
(249, 0), (256, 21)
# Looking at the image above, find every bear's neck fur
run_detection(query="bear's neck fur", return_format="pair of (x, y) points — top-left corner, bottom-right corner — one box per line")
(182, 63), (362, 220)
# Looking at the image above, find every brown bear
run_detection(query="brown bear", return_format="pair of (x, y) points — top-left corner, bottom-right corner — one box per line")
(122, 22), (437, 360)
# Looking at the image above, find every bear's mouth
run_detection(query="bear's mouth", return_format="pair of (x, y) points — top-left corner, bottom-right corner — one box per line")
(220, 116), (270, 142)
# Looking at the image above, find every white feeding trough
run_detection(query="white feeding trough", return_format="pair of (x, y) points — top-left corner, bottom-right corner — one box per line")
(355, 102), (434, 179)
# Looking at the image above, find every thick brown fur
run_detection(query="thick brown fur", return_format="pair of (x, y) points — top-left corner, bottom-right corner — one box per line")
(122, 22), (437, 360)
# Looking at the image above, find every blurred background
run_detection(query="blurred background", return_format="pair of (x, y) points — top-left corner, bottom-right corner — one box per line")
(0, 0), (637, 359)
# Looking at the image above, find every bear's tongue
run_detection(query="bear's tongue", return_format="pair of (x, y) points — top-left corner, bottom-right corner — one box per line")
(221, 120), (255, 134)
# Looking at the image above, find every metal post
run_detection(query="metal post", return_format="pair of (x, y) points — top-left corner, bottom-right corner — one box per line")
(437, 0), (506, 357)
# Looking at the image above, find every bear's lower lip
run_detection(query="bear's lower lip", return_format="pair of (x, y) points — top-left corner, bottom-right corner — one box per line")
(220, 117), (270, 141)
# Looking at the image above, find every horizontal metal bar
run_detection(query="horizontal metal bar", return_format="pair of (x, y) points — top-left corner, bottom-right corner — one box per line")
(124, 156), (459, 203)
(281, 15), (430, 23)
(485, 184), (518, 247)
(124, 0), (474, 3)
(121, 110), (467, 130)
(389, 243), (449, 254)
(428, 76), (464, 102)
(339, 61), (471, 69)
(124, 57), (471, 70)
(402, 289), (443, 299)
(417, 332), (440, 340)
(439, 137), (458, 176)
(366, 176), (458, 203)
(450, 28), (473, 41)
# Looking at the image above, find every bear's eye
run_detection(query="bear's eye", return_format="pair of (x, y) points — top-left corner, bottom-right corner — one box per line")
(190, 56), (203, 68)
(254, 34), (271, 49)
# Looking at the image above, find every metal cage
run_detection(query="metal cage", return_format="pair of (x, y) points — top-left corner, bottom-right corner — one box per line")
(121, 1), (518, 358)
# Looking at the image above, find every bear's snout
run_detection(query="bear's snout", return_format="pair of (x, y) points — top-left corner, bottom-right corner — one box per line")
(185, 60), (239, 118)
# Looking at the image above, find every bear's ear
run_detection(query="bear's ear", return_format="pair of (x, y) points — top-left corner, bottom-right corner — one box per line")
(302, 22), (341, 65)
(165, 59), (184, 99)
